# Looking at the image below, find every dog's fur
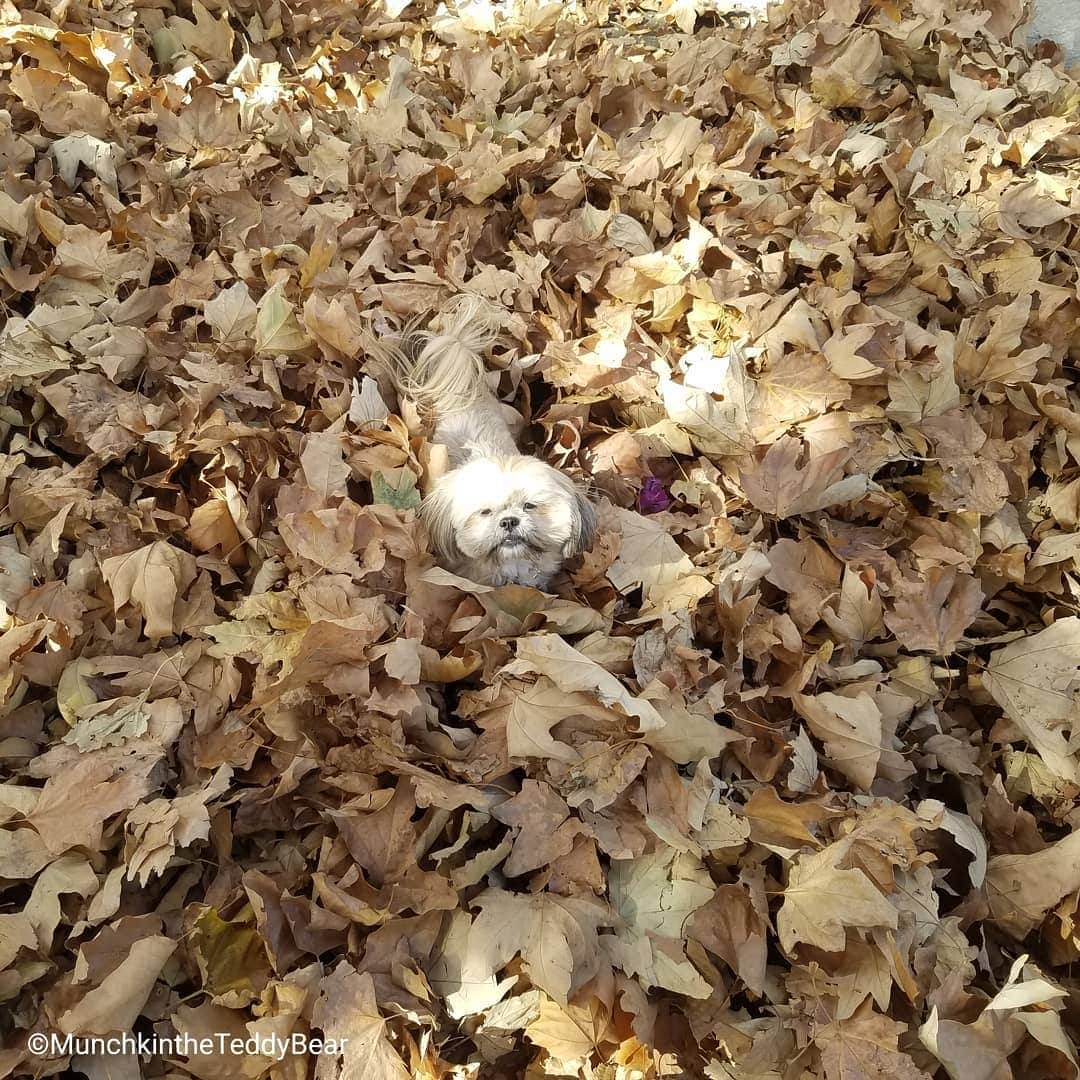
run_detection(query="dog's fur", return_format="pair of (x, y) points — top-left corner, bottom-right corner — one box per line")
(372, 296), (596, 589)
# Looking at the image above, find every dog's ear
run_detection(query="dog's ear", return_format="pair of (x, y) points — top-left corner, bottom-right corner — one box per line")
(564, 485), (598, 558)
(421, 480), (462, 563)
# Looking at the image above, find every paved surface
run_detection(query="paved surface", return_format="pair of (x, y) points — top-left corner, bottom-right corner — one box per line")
(1028, 0), (1080, 64)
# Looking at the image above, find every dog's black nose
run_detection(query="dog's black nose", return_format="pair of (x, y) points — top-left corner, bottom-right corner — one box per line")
(500, 516), (520, 530)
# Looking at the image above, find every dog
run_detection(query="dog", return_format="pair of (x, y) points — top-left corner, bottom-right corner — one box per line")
(370, 295), (596, 589)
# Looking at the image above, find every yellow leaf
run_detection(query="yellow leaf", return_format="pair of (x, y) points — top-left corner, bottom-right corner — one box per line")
(255, 286), (309, 353)
(190, 907), (270, 1003)
(185, 499), (243, 562)
(56, 657), (97, 724)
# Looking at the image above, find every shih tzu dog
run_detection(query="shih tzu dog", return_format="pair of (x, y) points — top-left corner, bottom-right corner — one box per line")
(372, 296), (596, 590)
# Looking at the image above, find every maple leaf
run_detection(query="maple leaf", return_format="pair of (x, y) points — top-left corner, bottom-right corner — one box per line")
(608, 848), (714, 998)
(0, 912), (36, 972)
(300, 430), (351, 502)
(303, 292), (366, 358)
(887, 360), (960, 424)
(58, 936), (177, 1035)
(919, 1006), (1026, 1080)
(641, 697), (742, 764)
(687, 884), (767, 994)
(350, 376), (390, 428)
(491, 779), (588, 877)
(794, 691), (883, 792)
(442, 889), (609, 1011)
(9, 63), (111, 137)
(511, 633), (666, 732)
(62, 699), (149, 751)
(751, 351), (850, 434)
(22, 854), (97, 952)
(816, 1012), (931, 1080)
(101, 541), (197, 641)
(190, 907), (271, 1006)
(766, 537), (842, 631)
(660, 345), (755, 454)
(170, 0), (235, 63)
(203, 281), (257, 342)
(885, 566), (984, 654)
(371, 468), (421, 510)
(983, 617), (1080, 784)
(312, 962), (409, 1080)
(255, 285), (309, 353)
(525, 995), (608, 1072)
(739, 436), (869, 519)
(0, 319), (73, 387)
(330, 781), (457, 915)
(956, 294), (1052, 386)
(778, 841), (898, 953)
(605, 506), (696, 596)
(985, 829), (1080, 939)
(51, 134), (118, 194)
(185, 499), (244, 563)
(822, 567), (885, 649)
(0, 827), (51, 881)
(743, 787), (835, 849)
(477, 678), (584, 764)
(124, 767), (232, 885)
(27, 747), (159, 855)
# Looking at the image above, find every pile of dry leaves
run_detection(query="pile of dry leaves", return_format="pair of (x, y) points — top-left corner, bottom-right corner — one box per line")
(2, 0), (1080, 1075)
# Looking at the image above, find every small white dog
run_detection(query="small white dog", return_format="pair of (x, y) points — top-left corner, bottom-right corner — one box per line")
(373, 296), (595, 589)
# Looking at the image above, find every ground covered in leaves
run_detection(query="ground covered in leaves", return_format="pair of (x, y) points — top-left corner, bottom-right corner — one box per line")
(3, 0), (1080, 1076)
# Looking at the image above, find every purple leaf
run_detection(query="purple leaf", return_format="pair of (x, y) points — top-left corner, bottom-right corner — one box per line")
(639, 477), (672, 514)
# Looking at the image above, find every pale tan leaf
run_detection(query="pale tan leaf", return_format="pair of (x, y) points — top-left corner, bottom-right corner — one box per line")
(606, 507), (695, 596)
(608, 848), (714, 998)
(101, 541), (197, 640)
(983, 617), (1080, 784)
(59, 936), (176, 1035)
(778, 843), (897, 952)
(300, 430), (350, 501)
(985, 829), (1080, 939)
(203, 281), (257, 342)
(312, 962), (409, 1080)
(448, 889), (608, 1009)
(794, 691), (882, 792)
(511, 633), (665, 732)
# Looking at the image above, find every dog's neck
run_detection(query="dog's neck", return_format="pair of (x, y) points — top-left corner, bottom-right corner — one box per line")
(448, 546), (560, 590)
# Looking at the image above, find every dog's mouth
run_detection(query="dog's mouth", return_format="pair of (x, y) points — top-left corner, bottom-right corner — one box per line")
(492, 533), (541, 554)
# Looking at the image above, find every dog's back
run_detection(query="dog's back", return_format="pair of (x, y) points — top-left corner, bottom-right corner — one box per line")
(375, 295), (521, 463)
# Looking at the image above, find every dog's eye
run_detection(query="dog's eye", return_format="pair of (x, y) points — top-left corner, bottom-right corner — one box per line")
(523, 502), (536, 511)
(479, 508), (493, 516)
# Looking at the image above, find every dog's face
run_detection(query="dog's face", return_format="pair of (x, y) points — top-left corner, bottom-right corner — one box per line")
(421, 455), (596, 587)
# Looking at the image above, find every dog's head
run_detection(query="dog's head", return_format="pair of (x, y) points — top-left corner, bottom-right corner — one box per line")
(422, 455), (596, 584)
